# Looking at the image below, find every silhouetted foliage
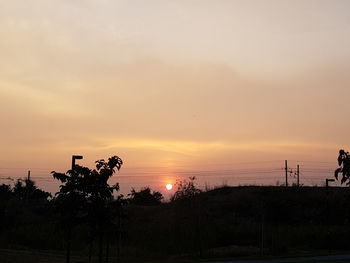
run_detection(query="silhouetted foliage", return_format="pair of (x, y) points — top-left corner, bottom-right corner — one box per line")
(0, 184), (12, 200)
(335, 149), (350, 184)
(3, 182), (350, 261)
(0, 179), (53, 251)
(5, 155), (350, 262)
(170, 176), (201, 202)
(13, 178), (51, 201)
(0, 184), (14, 233)
(52, 156), (123, 263)
(128, 187), (163, 205)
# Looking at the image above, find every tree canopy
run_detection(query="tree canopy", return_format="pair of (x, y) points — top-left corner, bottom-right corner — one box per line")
(52, 155), (123, 263)
(171, 176), (201, 202)
(128, 187), (163, 206)
(335, 149), (350, 185)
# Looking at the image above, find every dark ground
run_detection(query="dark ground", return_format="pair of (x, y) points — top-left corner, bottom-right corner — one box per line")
(2, 186), (350, 262)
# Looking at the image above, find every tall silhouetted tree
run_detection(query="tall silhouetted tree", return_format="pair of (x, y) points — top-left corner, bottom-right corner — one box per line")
(170, 177), (203, 257)
(85, 156), (122, 263)
(52, 165), (90, 263)
(52, 155), (123, 263)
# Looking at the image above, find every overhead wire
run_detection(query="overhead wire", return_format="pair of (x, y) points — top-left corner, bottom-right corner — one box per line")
(0, 159), (340, 188)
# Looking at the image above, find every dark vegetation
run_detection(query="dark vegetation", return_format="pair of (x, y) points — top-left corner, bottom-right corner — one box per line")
(1, 154), (350, 262)
(335, 149), (350, 185)
(128, 187), (163, 206)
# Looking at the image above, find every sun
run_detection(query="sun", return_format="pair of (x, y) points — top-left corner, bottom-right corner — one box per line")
(165, 183), (173, 190)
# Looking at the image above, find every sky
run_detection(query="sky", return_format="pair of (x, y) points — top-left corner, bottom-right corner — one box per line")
(1, 0), (350, 193)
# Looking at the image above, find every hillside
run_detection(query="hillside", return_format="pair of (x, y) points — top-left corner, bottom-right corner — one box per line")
(123, 186), (350, 261)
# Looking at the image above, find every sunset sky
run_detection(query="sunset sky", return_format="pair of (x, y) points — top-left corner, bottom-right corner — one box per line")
(1, 0), (350, 192)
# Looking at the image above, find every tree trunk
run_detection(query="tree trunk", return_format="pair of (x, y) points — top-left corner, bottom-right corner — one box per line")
(99, 229), (104, 263)
(116, 207), (122, 263)
(66, 226), (72, 263)
(88, 237), (93, 263)
(105, 236), (110, 263)
(88, 225), (96, 263)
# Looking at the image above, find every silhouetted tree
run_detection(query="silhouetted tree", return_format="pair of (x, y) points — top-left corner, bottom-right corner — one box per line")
(170, 177), (204, 257)
(171, 176), (201, 202)
(13, 178), (51, 201)
(0, 184), (14, 233)
(0, 184), (12, 200)
(335, 149), (350, 184)
(85, 156), (122, 263)
(128, 187), (163, 206)
(52, 156), (123, 263)
(52, 166), (89, 263)
(113, 194), (128, 263)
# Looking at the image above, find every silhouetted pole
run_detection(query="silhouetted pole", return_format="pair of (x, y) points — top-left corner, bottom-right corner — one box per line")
(26, 170), (31, 202)
(285, 160), (288, 187)
(326, 178), (335, 190)
(297, 165), (300, 187)
(66, 155), (83, 263)
(71, 155), (83, 170)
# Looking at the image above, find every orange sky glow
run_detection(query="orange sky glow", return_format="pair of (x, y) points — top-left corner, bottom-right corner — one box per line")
(1, 0), (350, 193)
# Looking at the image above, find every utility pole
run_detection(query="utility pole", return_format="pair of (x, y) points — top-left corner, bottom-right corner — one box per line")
(326, 178), (335, 191)
(26, 170), (31, 202)
(297, 165), (300, 187)
(285, 160), (288, 187)
(66, 155), (83, 263)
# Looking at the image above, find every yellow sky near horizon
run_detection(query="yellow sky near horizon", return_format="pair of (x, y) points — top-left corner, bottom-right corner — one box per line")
(1, 0), (350, 182)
